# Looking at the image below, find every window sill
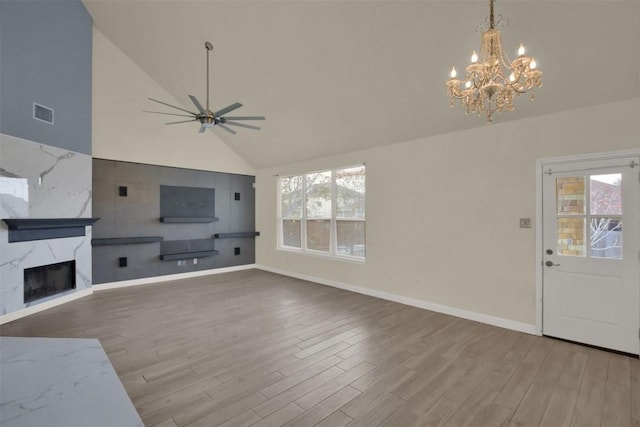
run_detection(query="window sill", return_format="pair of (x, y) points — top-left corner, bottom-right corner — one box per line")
(276, 247), (366, 265)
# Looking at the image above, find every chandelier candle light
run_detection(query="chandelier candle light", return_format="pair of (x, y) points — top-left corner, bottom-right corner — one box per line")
(446, 0), (542, 123)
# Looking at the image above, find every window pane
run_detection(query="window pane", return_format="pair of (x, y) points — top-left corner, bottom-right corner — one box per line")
(307, 220), (330, 252)
(590, 174), (622, 215)
(557, 217), (585, 256)
(337, 220), (366, 257)
(336, 166), (365, 219)
(556, 177), (585, 215)
(282, 220), (301, 248)
(306, 171), (331, 219)
(590, 218), (622, 259)
(281, 175), (303, 218)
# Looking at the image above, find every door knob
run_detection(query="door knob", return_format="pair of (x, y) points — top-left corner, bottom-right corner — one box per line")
(545, 261), (560, 267)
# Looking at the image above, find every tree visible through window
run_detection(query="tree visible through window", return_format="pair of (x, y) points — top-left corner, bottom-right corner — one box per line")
(555, 173), (622, 259)
(279, 165), (365, 259)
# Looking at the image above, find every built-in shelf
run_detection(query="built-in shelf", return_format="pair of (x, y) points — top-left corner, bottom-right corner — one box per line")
(92, 236), (163, 246)
(214, 232), (261, 239)
(159, 250), (219, 261)
(159, 217), (219, 224)
(3, 218), (100, 243)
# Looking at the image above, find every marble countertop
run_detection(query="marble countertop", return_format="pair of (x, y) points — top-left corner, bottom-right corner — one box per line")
(0, 337), (143, 427)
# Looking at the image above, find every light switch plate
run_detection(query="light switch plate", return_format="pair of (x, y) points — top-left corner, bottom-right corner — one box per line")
(520, 218), (532, 228)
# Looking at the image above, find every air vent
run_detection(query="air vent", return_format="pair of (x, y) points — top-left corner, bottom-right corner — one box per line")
(33, 103), (54, 124)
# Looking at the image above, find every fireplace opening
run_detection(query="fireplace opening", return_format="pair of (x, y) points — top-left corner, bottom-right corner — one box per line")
(24, 260), (76, 303)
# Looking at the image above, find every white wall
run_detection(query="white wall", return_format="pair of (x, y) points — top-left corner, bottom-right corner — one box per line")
(256, 98), (640, 329)
(92, 28), (254, 176)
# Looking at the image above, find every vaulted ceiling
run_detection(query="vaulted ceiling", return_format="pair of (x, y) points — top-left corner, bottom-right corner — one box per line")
(83, 1), (640, 169)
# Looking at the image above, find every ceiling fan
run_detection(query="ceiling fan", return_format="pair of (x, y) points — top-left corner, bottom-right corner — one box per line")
(145, 41), (265, 135)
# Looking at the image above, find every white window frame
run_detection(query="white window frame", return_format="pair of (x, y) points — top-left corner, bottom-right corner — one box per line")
(277, 165), (365, 262)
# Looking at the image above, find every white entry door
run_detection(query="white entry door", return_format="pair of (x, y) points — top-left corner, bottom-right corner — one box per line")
(542, 155), (640, 355)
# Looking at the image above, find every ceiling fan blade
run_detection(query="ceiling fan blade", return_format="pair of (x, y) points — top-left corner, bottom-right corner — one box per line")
(217, 123), (237, 134)
(214, 102), (243, 117)
(165, 119), (198, 125)
(223, 116), (265, 121)
(144, 110), (196, 118)
(199, 125), (207, 133)
(224, 121), (261, 131)
(148, 98), (197, 115)
(189, 95), (206, 114)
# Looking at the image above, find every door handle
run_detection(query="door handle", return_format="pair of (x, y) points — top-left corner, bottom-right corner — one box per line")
(545, 261), (560, 267)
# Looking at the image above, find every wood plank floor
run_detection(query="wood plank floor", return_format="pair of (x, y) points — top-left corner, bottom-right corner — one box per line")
(1, 269), (638, 427)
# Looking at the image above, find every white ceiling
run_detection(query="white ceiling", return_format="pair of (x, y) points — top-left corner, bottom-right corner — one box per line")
(83, 0), (640, 169)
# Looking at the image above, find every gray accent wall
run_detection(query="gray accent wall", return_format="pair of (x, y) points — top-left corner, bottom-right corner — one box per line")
(0, 0), (92, 155)
(92, 159), (256, 284)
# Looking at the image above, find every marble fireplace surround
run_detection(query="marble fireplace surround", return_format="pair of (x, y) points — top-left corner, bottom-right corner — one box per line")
(0, 133), (93, 318)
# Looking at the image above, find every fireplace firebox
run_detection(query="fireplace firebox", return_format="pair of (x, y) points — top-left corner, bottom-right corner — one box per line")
(24, 260), (76, 303)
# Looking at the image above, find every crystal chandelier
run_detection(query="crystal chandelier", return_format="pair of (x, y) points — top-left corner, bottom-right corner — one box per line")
(446, 0), (542, 123)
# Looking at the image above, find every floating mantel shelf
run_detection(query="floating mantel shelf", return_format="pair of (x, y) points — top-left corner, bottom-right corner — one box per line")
(214, 232), (261, 239)
(159, 250), (220, 261)
(92, 236), (163, 246)
(160, 217), (219, 224)
(2, 218), (100, 243)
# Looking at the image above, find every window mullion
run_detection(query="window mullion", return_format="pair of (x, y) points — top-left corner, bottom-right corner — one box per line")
(331, 170), (337, 256)
(302, 174), (307, 251)
(586, 175), (591, 259)
(277, 177), (282, 248)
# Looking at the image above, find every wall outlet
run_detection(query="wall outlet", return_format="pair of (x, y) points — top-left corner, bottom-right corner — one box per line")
(193, 258), (197, 264)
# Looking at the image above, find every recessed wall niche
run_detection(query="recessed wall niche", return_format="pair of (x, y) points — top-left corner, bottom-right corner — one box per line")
(92, 159), (256, 284)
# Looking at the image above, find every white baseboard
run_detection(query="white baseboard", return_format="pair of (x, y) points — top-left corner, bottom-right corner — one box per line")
(2, 264), (536, 336)
(92, 264), (257, 291)
(256, 264), (537, 336)
(0, 288), (93, 325)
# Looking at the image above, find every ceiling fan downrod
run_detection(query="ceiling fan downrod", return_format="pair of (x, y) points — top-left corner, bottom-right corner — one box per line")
(205, 41), (213, 112)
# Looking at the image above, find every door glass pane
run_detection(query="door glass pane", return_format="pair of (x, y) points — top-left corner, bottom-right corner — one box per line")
(336, 166), (365, 219)
(590, 218), (622, 259)
(556, 177), (585, 215)
(590, 174), (622, 215)
(307, 220), (330, 252)
(337, 220), (366, 257)
(281, 175), (303, 218)
(306, 171), (331, 218)
(557, 217), (585, 256)
(282, 220), (301, 248)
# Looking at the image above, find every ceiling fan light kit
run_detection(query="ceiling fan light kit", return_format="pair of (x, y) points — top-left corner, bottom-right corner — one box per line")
(145, 41), (265, 134)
